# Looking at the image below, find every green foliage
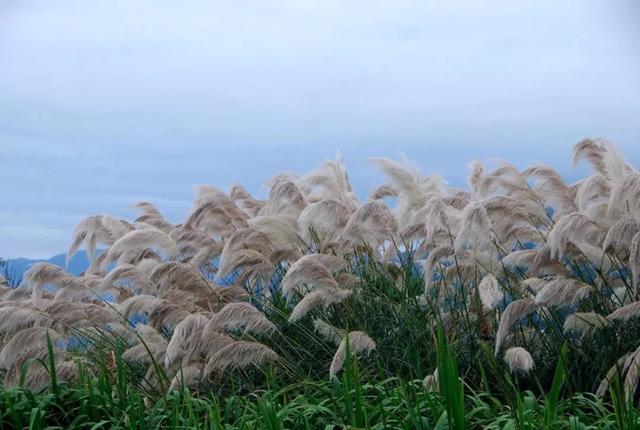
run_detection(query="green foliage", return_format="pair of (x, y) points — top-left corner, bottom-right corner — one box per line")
(0, 372), (636, 429)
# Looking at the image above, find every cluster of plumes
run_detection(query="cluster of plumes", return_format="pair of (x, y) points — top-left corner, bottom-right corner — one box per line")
(2, 139), (640, 395)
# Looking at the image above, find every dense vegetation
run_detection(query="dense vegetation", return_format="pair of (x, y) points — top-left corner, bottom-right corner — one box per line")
(2, 138), (640, 428)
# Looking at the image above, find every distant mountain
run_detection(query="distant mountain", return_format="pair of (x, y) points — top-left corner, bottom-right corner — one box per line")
(1, 251), (91, 285)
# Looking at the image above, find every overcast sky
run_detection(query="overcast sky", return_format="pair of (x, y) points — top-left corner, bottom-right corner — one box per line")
(1, 0), (639, 258)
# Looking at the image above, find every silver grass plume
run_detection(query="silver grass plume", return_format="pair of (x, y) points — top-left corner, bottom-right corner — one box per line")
(607, 173), (640, 222)
(547, 213), (604, 260)
(133, 201), (174, 233)
(528, 244), (570, 278)
(105, 229), (179, 266)
(148, 301), (192, 330)
(67, 215), (134, 265)
(259, 179), (307, 224)
(468, 160), (484, 197)
(168, 363), (203, 392)
(122, 334), (167, 365)
(572, 138), (634, 180)
(597, 353), (635, 398)
(423, 245), (454, 295)
(23, 359), (79, 392)
(481, 196), (546, 244)
(607, 301), (640, 322)
(603, 218), (640, 253)
(204, 341), (279, 375)
(369, 157), (442, 228)
(0, 327), (62, 372)
(453, 202), (496, 253)
(298, 199), (351, 245)
(288, 288), (352, 323)
(297, 153), (358, 211)
(186, 197), (249, 240)
(575, 175), (611, 221)
(117, 294), (167, 321)
(495, 298), (539, 356)
(248, 216), (304, 250)
(501, 249), (538, 270)
(169, 226), (222, 264)
(534, 278), (591, 308)
(23, 262), (86, 307)
(476, 163), (537, 206)
(563, 312), (610, 335)
(190, 329), (235, 364)
(342, 201), (398, 247)
(478, 274), (503, 310)
(369, 184), (399, 200)
(624, 347), (640, 400)
(522, 165), (577, 220)
(192, 185), (250, 218)
(422, 196), (461, 244)
(149, 261), (212, 298)
(631, 232), (640, 293)
(100, 264), (157, 296)
(329, 331), (376, 378)
(313, 319), (345, 346)
(280, 254), (346, 298)
(229, 184), (265, 217)
(0, 303), (52, 337)
(503, 347), (534, 374)
(44, 301), (115, 332)
(422, 368), (440, 392)
(165, 313), (210, 367)
(206, 302), (276, 335)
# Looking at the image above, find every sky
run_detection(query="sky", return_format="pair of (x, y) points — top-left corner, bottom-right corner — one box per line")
(0, 0), (639, 259)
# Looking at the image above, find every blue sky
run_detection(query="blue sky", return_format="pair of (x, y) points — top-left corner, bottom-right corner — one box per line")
(1, 0), (639, 258)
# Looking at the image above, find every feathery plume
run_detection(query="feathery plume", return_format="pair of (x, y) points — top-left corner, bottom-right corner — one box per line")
(206, 302), (276, 335)
(0, 327), (62, 372)
(168, 363), (203, 392)
(422, 368), (440, 392)
(23, 262), (86, 307)
(260, 179), (307, 224)
(575, 175), (611, 221)
(607, 173), (640, 221)
(478, 274), (503, 310)
(495, 298), (539, 355)
(105, 229), (179, 266)
(522, 165), (577, 219)
(280, 254), (345, 298)
(298, 199), (351, 244)
(547, 213), (604, 260)
(534, 278), (591, 308)
(563, 312), (610, 335)
(204, 341), (278, 375)
(313, 319), (345, 345)
(329, 331), (376, 378)
(423, 245), (454, 294)
(607, 301), (640, 322)
(603, 218), (640, 253)
(342, 201), (398, 247)
(572, 138), (634, 180)
(67, 215), (134, 265)
(165, 313), (210, 366)
(631, 232), (640, 293)
(454, 202), (495, 252)
(288, 288), (352, 323)
(229, 184), (265, 217)
(503, 347), (534, 374)
(133, 201), (174, 233)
